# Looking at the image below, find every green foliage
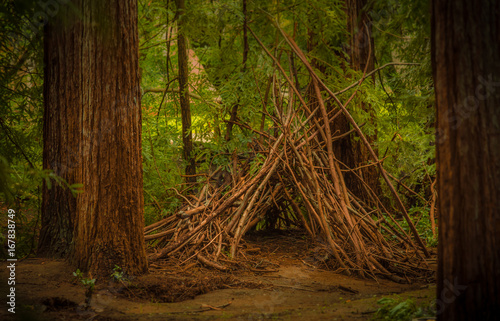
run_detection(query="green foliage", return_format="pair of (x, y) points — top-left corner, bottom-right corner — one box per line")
(128, 0), (438, 232)
(409, 207), (438, 247)
(249, 153), (266, 176)
(111, 265), (125, 281)
(0, 1), (45, 166)
(0, 1), (46, 256)
(371, 0), (435, 197)
(373, 297), (435, 321)
(381, 206), (437, 247)
(72, 269), (96, 291)
(1, 0), (438, 248)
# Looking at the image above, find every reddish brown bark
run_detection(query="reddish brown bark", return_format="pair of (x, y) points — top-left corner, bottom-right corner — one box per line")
(39, 0), (147, 276)
(345, 0), (380, 202)
(432, 0), (500, 319)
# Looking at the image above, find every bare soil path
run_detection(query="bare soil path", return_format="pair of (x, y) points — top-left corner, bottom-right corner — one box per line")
(1, 230), (436, 320)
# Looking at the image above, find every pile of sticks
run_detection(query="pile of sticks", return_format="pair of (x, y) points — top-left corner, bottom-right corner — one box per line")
(145, 23), (431, 281)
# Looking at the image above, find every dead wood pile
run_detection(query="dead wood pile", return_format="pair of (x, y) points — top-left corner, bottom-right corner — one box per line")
(145, 24), (432, 281)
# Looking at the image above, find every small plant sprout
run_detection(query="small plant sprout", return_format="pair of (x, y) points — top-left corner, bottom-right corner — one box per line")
(72, 268), (96, 306)
(73, 269), (96, 291)
(112, 265), (125, 281)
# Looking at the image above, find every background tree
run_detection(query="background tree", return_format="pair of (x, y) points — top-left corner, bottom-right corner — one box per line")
(39, 0), (148, 276)
(432, 0), (500, 319)
(224, 0), (249, 142)
(176, 0), (196, 184)
(344, 0), (380, 201)
(306, 0), (381, 204)
(1, 1), (58, 258)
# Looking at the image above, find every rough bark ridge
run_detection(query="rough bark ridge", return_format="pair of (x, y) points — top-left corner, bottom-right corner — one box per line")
(432, 0), (500, 319)
(40, 0), (147, 276)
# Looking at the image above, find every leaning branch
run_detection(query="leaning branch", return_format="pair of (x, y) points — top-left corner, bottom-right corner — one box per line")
(266, 16), (430, 257)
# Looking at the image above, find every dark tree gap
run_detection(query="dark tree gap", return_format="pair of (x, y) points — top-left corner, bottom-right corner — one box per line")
(432, 0), (500, 319)
(39, 0), (148, 277)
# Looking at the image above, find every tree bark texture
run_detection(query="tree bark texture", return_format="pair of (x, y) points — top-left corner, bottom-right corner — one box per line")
(39, 0), (148, 276)
(176, 0), (196, 184)
(345, 0), (380, 202)
(432, 0), (500, 319)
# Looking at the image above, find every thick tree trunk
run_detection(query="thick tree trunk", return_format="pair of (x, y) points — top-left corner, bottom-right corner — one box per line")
(432, 0), (500, 319)
(39, 0), (148, 277)
(345, 0), (380, 202)
(176, 0), (196, 184)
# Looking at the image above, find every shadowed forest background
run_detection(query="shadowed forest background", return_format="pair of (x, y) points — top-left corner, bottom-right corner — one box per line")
(1, 0), (499, 320)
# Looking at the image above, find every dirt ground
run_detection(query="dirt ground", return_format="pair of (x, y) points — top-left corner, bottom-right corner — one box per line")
(1, 230), (437, 321)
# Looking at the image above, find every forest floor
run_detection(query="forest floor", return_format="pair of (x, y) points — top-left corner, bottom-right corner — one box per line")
(1, 230), (437, 321)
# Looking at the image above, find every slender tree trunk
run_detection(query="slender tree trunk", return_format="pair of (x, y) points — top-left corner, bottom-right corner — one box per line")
(39, 0), (148, 277)
(345, 0), (380, 202)
(225, 0), (248, 142)
(432, 0), (500, 319)
(176, 0), (196, 184)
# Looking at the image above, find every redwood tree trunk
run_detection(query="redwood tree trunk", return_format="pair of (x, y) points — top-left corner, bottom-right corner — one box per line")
(432, 0), (500, 319)
(39, 0), (148, 276)
(345, 0), (380, 202)
(176, 0), (196, 184)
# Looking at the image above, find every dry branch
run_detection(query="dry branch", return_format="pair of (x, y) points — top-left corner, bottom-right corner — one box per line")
(144, 21), (433, 281)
